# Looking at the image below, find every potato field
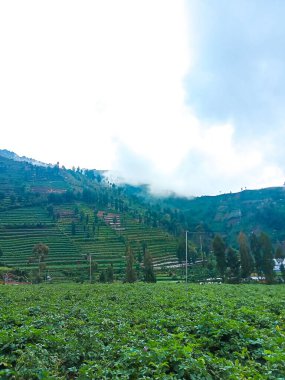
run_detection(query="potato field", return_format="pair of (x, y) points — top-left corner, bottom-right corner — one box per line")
(0, 283), (284, 379)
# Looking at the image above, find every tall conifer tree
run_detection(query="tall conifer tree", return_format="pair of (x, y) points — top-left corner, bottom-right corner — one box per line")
(238, 232), (254, 279)
(143, 251), (156, 282)
(226, 247), (240, 280)
(259, 232), (275, 284)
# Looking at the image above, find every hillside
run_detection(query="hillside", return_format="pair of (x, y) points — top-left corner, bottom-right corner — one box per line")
(156, 187), (285, 248)
(122, 186), (285, 247)
(1, 151), (285, 283)
(0, 153), (179, 282)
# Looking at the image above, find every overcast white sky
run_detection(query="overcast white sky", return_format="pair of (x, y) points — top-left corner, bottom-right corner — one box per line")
(1, 1), (284, 196)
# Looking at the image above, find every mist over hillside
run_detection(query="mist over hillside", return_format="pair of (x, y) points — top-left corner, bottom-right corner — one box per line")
(0, 149), (285, 284)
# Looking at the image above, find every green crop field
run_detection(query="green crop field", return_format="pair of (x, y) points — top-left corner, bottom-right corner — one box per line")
(0, 283), (284, 379)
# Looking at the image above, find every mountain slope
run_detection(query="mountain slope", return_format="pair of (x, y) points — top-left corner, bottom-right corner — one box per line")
(1, 150), (285, 283)
(0, 153), (180, 282)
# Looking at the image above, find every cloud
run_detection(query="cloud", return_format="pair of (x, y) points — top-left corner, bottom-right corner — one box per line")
(0, 0), (191, 169)
(110, 0), (285, 195)
(185, 0), (285, 133)
(114, 120), (284, 196)
(0, 1), (284, 196)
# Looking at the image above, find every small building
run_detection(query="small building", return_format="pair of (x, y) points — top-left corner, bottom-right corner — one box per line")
(273, 258), (285, 271)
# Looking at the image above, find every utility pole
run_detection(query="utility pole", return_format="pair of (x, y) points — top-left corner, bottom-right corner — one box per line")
(82, 253), (97, 283)
(89, 255), (92, 284)
(200, 234), (204, 266)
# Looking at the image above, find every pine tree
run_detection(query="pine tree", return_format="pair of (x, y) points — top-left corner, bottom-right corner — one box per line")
(32, 243), (49, 278)
(212, 235), (226, 280)
(238, 232), (254, 279)
(176, 234), (196, 263)
(143, 251), (156, 282)
(106, 264), (114, 283)
(280, 263), (285, 283)
(141, 241), (147, 256)
(226, 247), (240, 280)
(125, 245), (137, 283)
(176, 235), (185, 263)
(275, 245), (285, 262)
(259, 232), (275, 284)
(99, 270), (107, 283)
(137, 250), (142, 263)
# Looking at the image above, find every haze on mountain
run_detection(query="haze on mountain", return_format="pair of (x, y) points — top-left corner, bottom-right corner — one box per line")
(1, 0), (284, 196)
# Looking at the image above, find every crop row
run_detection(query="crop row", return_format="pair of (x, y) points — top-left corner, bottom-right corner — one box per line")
(0, 283), (284, 379)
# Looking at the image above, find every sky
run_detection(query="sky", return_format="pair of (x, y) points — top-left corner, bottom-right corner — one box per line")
(1, 0), (285, 196)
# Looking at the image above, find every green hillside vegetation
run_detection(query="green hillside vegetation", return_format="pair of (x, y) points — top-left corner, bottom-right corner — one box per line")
(0, 152), (285, 284)
(0, 155), (180, 283)
(156, 187), (285, 244)
(124, 184), (285, 255)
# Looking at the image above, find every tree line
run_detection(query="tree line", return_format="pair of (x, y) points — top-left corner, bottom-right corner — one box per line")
(212, 231), (285, 284)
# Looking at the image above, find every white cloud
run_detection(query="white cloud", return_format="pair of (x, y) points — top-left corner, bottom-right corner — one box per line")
(114, 118), (284, 196)
(0, 1), (284, 195)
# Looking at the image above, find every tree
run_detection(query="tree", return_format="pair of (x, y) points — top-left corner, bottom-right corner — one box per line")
(141, 241), (147, 256)
(275, 245), (285, 262)
(143, 251), (156, 282)
(250, 232), (262, 276)
(176, 234), (196, 263)
(188, 243), (198, 264)
(106, 264), (114, 283)
(238, 232), (254, 279)
(125, 245), (136, 283)
(206, 252), (219, 279)
(259, 232), (275, 284)
(280, 263), (285, 283)
(226, 247), (240, 281)
(99, 270), (107, 283)
(212, 235), (226, 280)
(32, 243), (49, 278)
(137, 250), (142, 264)
(194, 223), (211, 264)
(176, 235), (186, 263)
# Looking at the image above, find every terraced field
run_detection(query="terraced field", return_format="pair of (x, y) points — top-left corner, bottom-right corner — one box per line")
(0, 154), (181, 282)
(55, 205), (180, 279)
(0, 202), (180, 282)
(0, 207), (52, 226)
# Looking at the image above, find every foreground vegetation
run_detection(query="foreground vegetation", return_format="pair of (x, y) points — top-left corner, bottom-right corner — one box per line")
(0, 283), (284, 379)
